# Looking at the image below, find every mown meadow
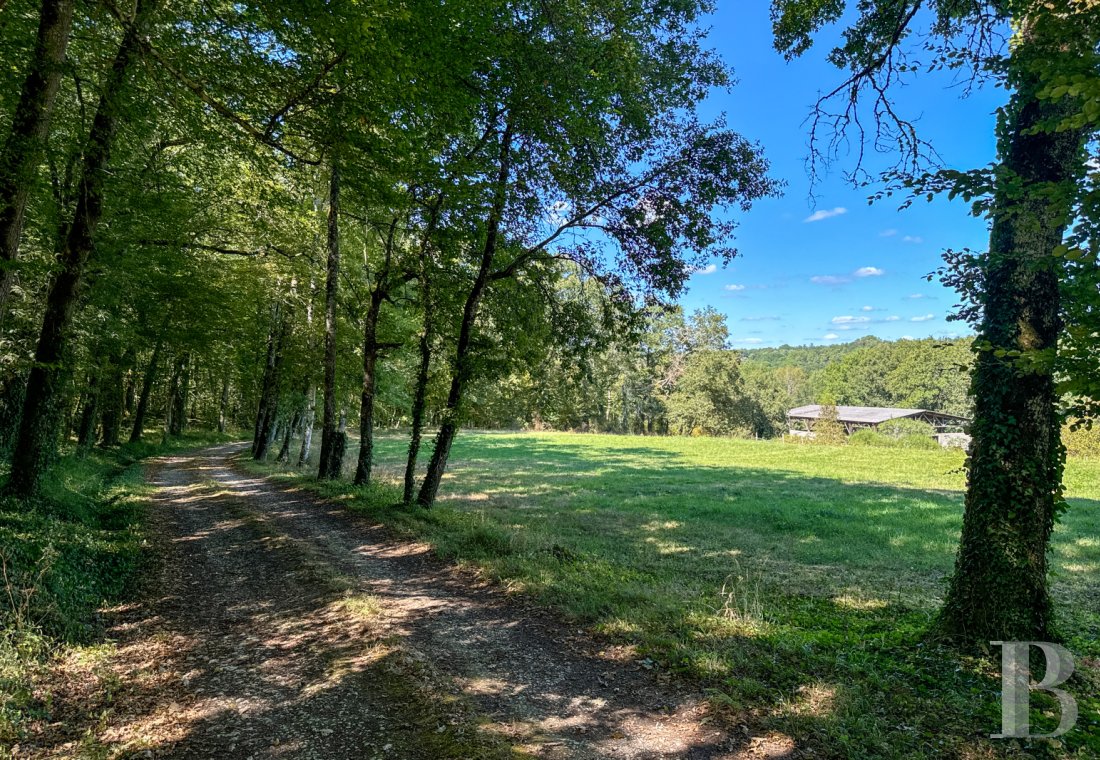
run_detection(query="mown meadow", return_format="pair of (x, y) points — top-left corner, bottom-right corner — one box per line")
(258, 431), (1100, 758)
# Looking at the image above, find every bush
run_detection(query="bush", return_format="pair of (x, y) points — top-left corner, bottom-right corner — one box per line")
(813, 402), (846, 445)
(849, 430), (891, 447)
(899, 433), (939, 450)
(848, 429), (939, 450)
(1064, 421), (1100, 458)
(878, 418), (936, 439)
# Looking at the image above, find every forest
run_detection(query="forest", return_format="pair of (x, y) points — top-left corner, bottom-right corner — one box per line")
(1, 0), (1099, 756)
(460, 315), (977, 436)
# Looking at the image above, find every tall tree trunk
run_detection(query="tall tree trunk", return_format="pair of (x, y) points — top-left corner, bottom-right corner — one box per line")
(76, 371), (100, 451)
(403, 269), (434, 504)
(166, 354), (183, 437)
(169, 352), (189, 436)
(7, 0), (155, 497)
(276, 409), (300, 464)
(937, 59), (1087, 644)
(353, 304), (380, 486)
(417, 124), (512, 507)
(297, 384), (315, 467)
(317, 160), (343, 479)
(218, 371), (229, 433)
(130, 331), (164, 443)
(0, 0), (75, 326)
(186, 355), (197, 428)
(98, 346), (129, 446)
(353, 221), (396, 487)
(254, 308), (286, 461)
(252, 304), (280, 456)
(123, 365), (136, 415)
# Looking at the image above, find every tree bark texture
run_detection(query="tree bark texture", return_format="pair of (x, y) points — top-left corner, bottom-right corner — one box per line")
(417, 124), (512, 507)
(937, 60), (1088, 644)
(8, 0), (155, 497)
(0, 0), (75, 326)
(317, 160), (342, 480)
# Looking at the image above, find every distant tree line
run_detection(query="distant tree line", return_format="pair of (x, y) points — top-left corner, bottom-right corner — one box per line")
(459, 310), (977, 437)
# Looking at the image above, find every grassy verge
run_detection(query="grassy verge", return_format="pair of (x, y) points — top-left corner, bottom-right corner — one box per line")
(247, 431), (1100, 759)
(0, 430), (234, 747)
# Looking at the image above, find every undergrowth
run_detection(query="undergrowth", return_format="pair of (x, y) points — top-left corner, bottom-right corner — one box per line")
(0, 430), (233, 748)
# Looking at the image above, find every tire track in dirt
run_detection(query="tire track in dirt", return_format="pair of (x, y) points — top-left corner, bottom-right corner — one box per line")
(24, 443), (797, 759)
(197, 443), (795, 760)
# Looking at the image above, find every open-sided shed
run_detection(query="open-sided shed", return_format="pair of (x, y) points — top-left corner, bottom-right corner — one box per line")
(786, 405), (969, 435)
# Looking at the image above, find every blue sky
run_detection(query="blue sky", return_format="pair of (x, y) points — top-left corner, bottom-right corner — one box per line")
(680, 2), (1007, 348)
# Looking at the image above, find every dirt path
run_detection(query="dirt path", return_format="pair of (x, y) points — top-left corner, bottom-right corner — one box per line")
(27, 444), (794, 759)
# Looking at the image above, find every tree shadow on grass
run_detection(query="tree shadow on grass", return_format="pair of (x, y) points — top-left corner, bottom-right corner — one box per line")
(361, 434), (1099, 755)
(31, 450), (800, 760)
(266, 435), (1099, 756)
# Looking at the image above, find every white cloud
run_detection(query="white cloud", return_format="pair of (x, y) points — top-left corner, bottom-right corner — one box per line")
(902, 235), (924, 244)
(734, 337), (764, 345)
(910, 313), (935, 322)
(804, 207), (847, 223)
(823, 333), (840, 340)
(695, 263), (717, 275)
(880, 229), (898, 237)
(901, 335), (915, 340)
(906, 293), (926, 299)
(861, 305), (875, 311)
(883, 315), (901, 322)
(810, 275), (850, 285)
(724, 283), (746, 291)
(854, 266), (885, 277)
(741, 315), (780, 322)
(831, 315), (871, 325)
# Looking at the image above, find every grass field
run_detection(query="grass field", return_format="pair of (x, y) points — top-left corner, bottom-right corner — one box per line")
(260, 432), (1100, 758)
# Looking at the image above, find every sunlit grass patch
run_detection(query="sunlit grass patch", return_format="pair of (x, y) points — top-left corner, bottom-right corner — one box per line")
(255, 431), (1100, 757)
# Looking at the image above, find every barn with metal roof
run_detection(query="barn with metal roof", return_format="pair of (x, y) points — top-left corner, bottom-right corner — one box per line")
(786, 405), (969, 436)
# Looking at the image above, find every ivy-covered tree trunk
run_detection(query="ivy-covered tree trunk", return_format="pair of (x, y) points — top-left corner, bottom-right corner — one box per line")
(937, 60), (1087, 645)
(0, 0), (75, 325)
(317, 161), (343, 479)
(7, 1), (155, 497)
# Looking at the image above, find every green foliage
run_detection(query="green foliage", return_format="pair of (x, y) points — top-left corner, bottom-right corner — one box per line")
(1064, 421), (1100, 458)
(848, 429), (889, 447)
(850, 428), (939, 450)
(878, 418), (935, 439)
(666, 350), (748, 436)
(812, 396), (846, 445)
(0, 430), (233, 743)
(818, 339), (973, 418)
